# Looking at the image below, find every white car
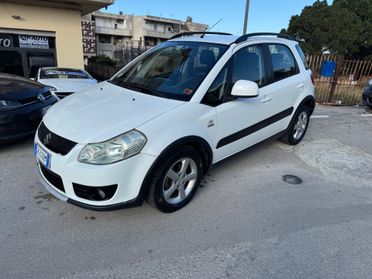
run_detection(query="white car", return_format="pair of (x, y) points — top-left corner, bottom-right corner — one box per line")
(35, 67), (97, 99)
(34, 32), (315, 213)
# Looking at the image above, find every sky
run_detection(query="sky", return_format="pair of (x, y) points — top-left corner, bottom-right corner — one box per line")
(104, 0), (331, 35)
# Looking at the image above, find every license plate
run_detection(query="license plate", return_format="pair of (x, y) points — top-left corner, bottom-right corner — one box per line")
(34, 143), (51, 168)
(41, 105), (51, 116)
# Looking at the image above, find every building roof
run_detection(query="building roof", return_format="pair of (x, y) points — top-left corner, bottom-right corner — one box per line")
(4, 0), (114, 15)
(92, 11), (132, 19)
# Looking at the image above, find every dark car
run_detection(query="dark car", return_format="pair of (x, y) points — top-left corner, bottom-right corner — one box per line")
(0, 73), (58, 142)
(362, 79), (372, 108)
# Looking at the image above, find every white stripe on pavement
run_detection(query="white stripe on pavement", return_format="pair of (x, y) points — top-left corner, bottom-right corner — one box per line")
(311, 115), (329, 119)
(361, 114), (372, 117)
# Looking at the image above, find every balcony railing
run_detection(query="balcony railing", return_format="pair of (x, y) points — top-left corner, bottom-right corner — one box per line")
(95, 27), (132, 36)
(144, 30), (177, 39)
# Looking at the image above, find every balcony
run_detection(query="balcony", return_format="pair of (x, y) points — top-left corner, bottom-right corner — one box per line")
(95, 26), (132, 37)
(144, 30), (176, 39)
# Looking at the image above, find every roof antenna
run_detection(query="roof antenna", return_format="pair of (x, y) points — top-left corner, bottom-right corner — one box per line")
(201, 18), (223, 38)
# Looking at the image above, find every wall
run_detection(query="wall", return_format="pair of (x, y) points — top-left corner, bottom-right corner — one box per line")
(0, 3), (84, 68)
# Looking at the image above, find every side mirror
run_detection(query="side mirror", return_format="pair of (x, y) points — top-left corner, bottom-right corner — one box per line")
(231, 80), (259, 98)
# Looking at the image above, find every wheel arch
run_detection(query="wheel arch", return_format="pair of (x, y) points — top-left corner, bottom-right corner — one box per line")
(298, 95), (316, 115)
(136, 136), (213, 204)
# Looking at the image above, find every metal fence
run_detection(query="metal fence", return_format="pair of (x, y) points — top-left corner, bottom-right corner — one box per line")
(85, 49), (372, 105)
(308, 54), (372, 105)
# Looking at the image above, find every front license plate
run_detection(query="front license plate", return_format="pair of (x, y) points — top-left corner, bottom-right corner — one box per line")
(34, 143), (51, 168)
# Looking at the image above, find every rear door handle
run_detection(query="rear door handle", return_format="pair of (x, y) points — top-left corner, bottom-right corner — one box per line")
(261, 95), (272, 104)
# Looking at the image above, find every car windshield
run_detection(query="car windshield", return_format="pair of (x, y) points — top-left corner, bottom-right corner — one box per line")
(40, 68), (91, 79)
(109, 41), (228, 101)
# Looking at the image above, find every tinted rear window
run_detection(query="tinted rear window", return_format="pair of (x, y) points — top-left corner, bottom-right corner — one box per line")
(295, 44), (309, 70)
(268, 44), (299, 81)
(41, 68), (90, 79)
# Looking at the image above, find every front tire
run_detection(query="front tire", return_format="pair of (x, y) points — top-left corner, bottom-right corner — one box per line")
(147, 146), (203, 213)
(281, 106), (310, 145)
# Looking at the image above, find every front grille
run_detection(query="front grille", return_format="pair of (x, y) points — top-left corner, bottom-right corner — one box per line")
(19, 91), (52, 105)
(38, 122), (77, 155)
(39, 163), (65, 193)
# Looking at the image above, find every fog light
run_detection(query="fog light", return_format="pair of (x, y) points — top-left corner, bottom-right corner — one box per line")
(97, 189), (106, 199)
(73, 183), (117, 201)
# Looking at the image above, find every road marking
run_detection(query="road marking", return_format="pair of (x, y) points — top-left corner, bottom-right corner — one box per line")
(361, 114), (372, 117)
(311, 115), (329, 119)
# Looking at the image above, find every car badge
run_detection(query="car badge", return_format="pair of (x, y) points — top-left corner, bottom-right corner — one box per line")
(37, 93), (46, 102)
(43, 133), (52, 145)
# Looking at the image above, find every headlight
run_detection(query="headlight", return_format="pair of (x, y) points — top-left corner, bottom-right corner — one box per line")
(78, 130), (147, 165)
(369, 80), (372, 86)
(0, 100), (22, 111)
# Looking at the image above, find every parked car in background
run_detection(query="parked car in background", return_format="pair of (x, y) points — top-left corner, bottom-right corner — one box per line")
(0, 73), (58, 142)
(362, 79), (372, 108)
(35, 67), (97, 99)
(34, 32), (315, 213)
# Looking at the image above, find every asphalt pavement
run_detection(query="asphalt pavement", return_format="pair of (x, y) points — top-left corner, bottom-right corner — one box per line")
(1, 105), (372, 279)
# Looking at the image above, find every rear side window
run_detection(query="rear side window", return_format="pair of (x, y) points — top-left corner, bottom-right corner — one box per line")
(268, 44), (298, 81)
(295, 44), (310, 70)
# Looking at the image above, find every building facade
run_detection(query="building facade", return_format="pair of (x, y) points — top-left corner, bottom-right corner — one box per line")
(0, 0), (113, 78)
(83, 12), (208, 60)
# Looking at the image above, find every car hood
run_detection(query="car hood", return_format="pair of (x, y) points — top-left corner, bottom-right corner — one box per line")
(43, 81), (185, 143)
(39, 78), (97, 93)
(0, 73), (46, 100)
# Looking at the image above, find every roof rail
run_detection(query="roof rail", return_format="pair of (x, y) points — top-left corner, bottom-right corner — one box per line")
(234, 32), (296, 44)
(170, 31), (233, 40)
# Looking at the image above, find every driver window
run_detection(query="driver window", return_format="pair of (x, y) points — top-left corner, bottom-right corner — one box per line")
(201, 64), (230, 107)
(231, 45), (265, 87)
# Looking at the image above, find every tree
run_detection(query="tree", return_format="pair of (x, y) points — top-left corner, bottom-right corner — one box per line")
(282, 0), (370, 59)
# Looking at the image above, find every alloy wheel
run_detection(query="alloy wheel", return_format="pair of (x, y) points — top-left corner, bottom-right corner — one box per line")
(162, 157), (198, 205)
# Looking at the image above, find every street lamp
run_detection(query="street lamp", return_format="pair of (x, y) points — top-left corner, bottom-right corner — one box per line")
(243, 0), (250, 34)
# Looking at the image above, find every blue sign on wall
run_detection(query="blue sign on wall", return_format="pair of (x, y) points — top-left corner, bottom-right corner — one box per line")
(321, 60), (336, 77)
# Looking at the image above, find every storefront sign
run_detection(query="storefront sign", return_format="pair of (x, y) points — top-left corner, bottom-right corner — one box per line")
(0, 34), (13, 48)
(19, 35), (49, 49)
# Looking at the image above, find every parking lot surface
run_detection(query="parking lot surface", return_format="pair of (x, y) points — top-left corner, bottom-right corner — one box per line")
(1, 105), (372, 279)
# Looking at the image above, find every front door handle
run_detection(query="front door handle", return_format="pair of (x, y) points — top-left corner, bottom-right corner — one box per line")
(261, 95), (272, 104)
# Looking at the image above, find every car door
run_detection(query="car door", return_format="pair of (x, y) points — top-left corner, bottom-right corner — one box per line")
(262, 43), (303, 131)
(210, 44), (277, 162)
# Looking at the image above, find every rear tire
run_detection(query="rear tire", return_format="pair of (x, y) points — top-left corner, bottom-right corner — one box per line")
(147, 146), (203, 213)
(281, 106), (310, 145)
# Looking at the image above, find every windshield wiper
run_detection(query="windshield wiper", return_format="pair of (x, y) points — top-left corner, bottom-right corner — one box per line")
(114, 81), (155, 95)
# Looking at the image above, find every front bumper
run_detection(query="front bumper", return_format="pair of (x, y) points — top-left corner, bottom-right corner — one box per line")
(34, 135), (157, 210)
(0, 97), (57, 142)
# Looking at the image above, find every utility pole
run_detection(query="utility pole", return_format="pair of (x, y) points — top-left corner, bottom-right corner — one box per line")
(243, 0), (250, 34)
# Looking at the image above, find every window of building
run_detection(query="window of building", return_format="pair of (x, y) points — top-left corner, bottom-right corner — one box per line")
(27, 52), (56, 78)
(0, 50), (24, 76)
(98, 35), (111, 44)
